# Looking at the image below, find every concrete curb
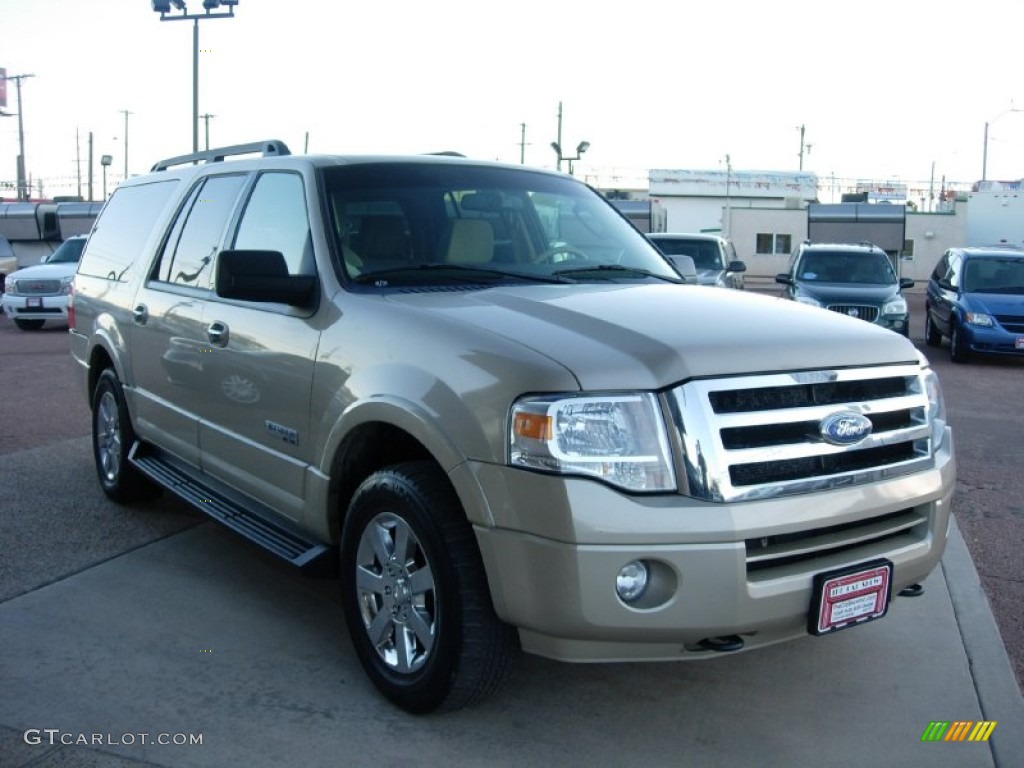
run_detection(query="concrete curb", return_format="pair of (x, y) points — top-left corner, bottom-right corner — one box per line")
(943, 517), (1024, 766)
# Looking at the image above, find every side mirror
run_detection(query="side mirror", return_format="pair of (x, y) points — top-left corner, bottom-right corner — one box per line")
(899, 277), (915, 290)
(667, 254), (698, 283)
(727, 260), (747, 273)
(775, 273), (793, 285)
(216, 250), (317, 307)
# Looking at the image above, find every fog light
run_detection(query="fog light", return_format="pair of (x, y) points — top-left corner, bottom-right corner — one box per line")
(616, 560), (649, 603)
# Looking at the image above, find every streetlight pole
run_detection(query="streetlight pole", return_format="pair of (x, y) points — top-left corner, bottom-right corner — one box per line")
(200, 113), (216, 150)
(982, 106), (1022, 182)
(152, 1), (238, 154)
(550, 103), (589, 175)
(121, 109), (132, 180)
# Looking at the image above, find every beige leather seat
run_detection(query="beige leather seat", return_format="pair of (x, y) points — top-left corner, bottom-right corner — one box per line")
(441, 219), (494, 264)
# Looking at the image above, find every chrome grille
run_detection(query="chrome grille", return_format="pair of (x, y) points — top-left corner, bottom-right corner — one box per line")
(9, 279), (62, 295)
(668, 364), (934, 502)
(826, 303), (879, 322)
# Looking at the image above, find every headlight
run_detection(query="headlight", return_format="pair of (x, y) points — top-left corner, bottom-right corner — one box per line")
(61, 276), (74, 294)
(795, 295), (822, 308)
(882, 297), (907, 315)
(510, 392), (676, 492)
(921, 365), (947, 452)
(4, 279), (17, 294)
(964, 311), (994, 327)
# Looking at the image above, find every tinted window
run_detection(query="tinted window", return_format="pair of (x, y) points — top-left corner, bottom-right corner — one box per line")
(159, 174), (246, 289)
(47, 238), (86, 264)
(78, 180), (179, 281)
(652, 238), (724, 270)
(232, 172), (312, 275)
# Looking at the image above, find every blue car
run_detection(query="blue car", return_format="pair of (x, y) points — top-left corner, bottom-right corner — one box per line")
(925, 246), (1024, 362)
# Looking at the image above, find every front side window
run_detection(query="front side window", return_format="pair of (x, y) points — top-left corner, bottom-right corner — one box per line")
(232, 172), (312, 275)
(157, 174), (247, 289)
(322, 163), (677, 287)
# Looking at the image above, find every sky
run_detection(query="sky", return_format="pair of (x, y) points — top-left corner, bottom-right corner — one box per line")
(2, 0), (1024, 201)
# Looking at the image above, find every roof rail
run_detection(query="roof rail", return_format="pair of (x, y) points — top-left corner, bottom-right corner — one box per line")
(151, 140), (291, 172)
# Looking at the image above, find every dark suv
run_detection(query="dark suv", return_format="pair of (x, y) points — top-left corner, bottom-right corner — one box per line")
(776, 242), (914, 335)
(924, 246), (1024, 362)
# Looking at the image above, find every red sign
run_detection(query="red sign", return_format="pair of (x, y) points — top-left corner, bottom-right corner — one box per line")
(0, 68), (6, 109)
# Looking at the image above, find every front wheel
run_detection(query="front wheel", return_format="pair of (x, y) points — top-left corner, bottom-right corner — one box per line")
(924, 310), (942, 347)
(340, 461), (517, 713)
(949, 322), (970, 363)
(92, 369), (161, 503)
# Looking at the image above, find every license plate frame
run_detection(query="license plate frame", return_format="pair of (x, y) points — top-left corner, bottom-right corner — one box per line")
(1015, 337), (1024, 350)
(26, 297), (42, 309)
(809, 559), (893, 636)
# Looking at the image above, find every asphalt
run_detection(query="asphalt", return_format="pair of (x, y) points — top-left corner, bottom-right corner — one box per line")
(1, 281), (1022, 766)
(0, 444), (1022, 768)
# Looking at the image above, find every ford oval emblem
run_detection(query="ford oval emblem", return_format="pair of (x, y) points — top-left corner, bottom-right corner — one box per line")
(820, 412), (873, 446)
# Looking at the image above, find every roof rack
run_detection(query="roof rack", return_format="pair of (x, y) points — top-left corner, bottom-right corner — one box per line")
(151, 140), (291, 172)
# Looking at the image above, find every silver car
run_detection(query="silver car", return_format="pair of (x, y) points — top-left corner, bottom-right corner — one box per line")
(648, 232), (747, 289)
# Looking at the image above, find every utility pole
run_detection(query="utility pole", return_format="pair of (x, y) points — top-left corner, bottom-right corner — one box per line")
(76, 127), (82, 199)
(200, 113), (215, 150)
(797, 124), (812, 171)
(519, 123), (526, 164)
(88, 132), (94, 202)
(121, 109), (132, 180)
(3, 73), (35, 200)
(554, 102), (563, 171)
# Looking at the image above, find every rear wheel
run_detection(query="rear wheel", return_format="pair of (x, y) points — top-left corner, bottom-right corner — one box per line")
(92, 369), (161, 503)
(340, 461), (517, 713)
(14, 318), (45, 330)
(949, 322), (970, 363)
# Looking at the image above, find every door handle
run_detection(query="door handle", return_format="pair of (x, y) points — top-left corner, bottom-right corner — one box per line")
(132, 304), (148, 324)
(207, 321), (229, 346)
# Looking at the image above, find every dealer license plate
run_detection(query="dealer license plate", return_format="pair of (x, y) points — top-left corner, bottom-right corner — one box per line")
(809, 559), (892, 635)
(1015, 337), (1024, 350)
(27, 297), (42, 308)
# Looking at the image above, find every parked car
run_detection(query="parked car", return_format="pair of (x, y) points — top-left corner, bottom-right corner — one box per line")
(69, 140), (952, 713)
(1, 235), (87, 329)
(647, 232), (746, 289)
(0, 234), (17, 303)
(775, 241), (914, 335)
(924, 246), (1024, 362)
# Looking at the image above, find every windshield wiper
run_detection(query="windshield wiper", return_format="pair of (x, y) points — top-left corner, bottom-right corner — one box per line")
(354, 263), (573, 285)
(552, 264), (683, 283)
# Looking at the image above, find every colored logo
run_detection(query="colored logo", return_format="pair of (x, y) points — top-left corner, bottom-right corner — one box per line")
(921, 721), (997, 742)
(819, 412), (873, 446)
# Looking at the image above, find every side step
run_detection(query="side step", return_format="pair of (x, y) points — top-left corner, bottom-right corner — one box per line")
(129, 443), (330, 569)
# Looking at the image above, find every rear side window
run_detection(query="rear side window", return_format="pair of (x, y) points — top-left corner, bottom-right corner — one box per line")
(78, 180), (179, 281)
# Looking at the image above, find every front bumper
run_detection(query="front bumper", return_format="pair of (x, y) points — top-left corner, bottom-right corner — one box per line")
(0, 293), (69, 321)
(963, 323), (1024, 356)
(464, 427), (955, 662)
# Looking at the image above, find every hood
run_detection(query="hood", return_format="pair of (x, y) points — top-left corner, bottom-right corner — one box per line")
(7, 262), (78, 280)
(963, 291), (1024, 315)
(797, 282), (901, 304)
(387, 283), (917, 390)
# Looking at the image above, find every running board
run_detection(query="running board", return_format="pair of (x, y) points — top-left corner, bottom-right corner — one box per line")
(129, 443), (330, 569)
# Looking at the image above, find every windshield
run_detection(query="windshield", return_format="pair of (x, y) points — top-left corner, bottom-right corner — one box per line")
(797, 251), (896, 285)
(321, 162), (677, 286)
(651, 238), (724, 270)
(47, 238), (86, 264)
(962, 257), (1024, 293)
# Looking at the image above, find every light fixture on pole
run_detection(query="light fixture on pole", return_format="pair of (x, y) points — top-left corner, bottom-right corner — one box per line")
(982, 105), (1022, 181)
(550, 140), (590, 176)
(100, 154), (113, 200)
(152, 1), (239, 154)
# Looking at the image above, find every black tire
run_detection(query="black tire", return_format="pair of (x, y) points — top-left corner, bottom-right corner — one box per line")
(340, 461), (517, 714)
(924, 310), (941, 347)
(949, 321), (970, 364)
(92, 369), (161, 503)
(14, 318), (45, 331)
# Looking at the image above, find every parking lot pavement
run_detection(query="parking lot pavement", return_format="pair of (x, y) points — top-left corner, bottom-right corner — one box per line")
(1, 293), (1022, 767)
(0, 513), (1020, 768)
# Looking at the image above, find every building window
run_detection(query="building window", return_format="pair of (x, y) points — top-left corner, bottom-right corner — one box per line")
(903, 239), (915, 258)
(756, 233), (792, 254)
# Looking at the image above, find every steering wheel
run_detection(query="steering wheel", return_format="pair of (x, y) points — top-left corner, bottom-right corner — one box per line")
(534, 245), (589, 264)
